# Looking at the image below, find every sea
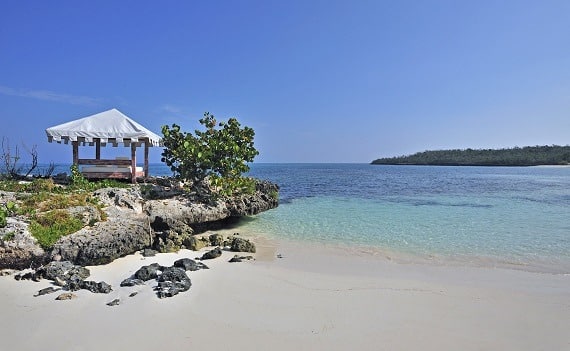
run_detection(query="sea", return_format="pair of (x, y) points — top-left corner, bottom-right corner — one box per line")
(35, 163), (570, 273)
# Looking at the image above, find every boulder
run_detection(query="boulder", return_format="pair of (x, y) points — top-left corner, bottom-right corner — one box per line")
(208, 233), (225, 246)
(50, 217), (151, 266)
(80, 280), (112, 294)
(134, 263), (163, 281)
(173, 258), (209, 271)
(182, 236), (208, 251)
(155, 267), (191, 298)
(200, 247), (222, 260)
(228, 237), (256, 253)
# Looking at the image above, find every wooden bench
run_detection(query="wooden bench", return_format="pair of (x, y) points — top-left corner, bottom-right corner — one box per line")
(78, 159), (144, 181)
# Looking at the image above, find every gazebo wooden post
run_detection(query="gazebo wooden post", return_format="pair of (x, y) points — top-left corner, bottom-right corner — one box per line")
(95, 139), (101, 160)
(144, 140), (149, 178)
(130, 143), (137, 184)
(72, 141), (79, 166)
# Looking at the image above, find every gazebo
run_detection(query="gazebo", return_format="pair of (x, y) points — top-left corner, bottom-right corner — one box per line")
(46, 108), (163, 183)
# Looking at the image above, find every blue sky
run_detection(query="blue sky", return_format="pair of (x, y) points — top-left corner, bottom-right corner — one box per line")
(1, 0), (568, 164)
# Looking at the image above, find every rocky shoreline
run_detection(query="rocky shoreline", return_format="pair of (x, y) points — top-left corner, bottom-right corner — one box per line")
(0, 178), (278, 269)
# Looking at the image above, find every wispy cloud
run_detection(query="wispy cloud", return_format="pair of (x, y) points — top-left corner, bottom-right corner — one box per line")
(159, 104), (185, 115)
(0, 85), (101, 106)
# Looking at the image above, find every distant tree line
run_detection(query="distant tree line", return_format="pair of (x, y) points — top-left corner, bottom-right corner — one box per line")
(371, 145), (570, 166)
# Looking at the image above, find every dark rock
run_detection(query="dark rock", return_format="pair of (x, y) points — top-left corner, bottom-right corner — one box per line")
(200, 247), (222, 260)
(64, 277), (112, 293)
(155, 267), (191, 298)
(228, 237), (256, 253)
(173, 258), (209, 271)
(142, 248), (157, 257)
(134, 263), (163, 281)
(14, 271), (34, 281)
(129, 292), (138, 297)
(228, 255), (254, 263)
(209, 233), (225, 246)
(81, 280), (112, 294)
(225, 180), (279, 217)
(120, 278), (146, 287)
(33, 261), (90, 282)
(106, 299), (120, 306)
(34, 287), (61, 297)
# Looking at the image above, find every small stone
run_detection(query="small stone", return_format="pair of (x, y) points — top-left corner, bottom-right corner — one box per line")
(120, 278), (145, 287)
(200, 247), (222, 260)
(129, 292), (138, 297)
(55, 293), (77, 300)
(142, 248), (157, 257)
(106, 299), (120, 306)
(34, 287), (61, 297)
(229, 255), (243, 263)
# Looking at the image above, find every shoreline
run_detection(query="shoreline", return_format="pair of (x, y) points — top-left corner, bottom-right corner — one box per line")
(1, 233), (568, 351)
(228, 226), (570, 275)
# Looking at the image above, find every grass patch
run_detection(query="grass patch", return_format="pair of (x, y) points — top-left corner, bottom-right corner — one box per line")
(29, 210), (84, 249)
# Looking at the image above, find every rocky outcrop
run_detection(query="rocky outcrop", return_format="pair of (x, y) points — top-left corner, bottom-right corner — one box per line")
(92, 187), (144, 214)
(225, 180), (279, 217)
(0, 217), (46, 269)
(1, 178), (277, 269)
(50, 216), (151, 266)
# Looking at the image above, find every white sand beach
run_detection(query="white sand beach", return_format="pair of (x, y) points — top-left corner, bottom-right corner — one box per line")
(0, 237), (568, 351)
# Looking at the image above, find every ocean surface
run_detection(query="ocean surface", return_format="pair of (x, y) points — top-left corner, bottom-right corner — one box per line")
(39, 163), (570, 273)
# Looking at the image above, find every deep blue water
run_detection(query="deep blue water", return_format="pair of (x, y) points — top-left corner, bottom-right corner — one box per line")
(33, 163), (570, 272)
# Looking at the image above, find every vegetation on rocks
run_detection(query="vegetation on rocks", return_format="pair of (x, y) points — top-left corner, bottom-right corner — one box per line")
(161, 113), (259, 197)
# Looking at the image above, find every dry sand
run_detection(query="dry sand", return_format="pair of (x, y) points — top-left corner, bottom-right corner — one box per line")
(0, 237), (568, 351)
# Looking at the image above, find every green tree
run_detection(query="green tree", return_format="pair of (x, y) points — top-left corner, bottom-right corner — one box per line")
(161, 112), (259, 195)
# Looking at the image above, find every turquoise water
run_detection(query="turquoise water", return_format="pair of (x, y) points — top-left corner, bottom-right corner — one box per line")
(242, 164), (570, 273)
(40, 163), (570, 273)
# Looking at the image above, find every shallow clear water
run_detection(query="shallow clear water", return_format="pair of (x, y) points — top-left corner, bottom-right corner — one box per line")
(243, 164), (570, 273)
(42, 163), (570, 273)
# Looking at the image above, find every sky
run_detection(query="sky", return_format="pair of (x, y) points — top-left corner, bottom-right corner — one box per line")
(0, 0), (569, 164)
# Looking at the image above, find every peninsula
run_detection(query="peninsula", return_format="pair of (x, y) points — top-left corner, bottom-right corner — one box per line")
(371, 145), (570, 166)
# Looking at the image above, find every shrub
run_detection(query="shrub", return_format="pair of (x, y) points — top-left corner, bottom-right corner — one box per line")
(161, 112), (259, 196)
(29, 210), (84, 249)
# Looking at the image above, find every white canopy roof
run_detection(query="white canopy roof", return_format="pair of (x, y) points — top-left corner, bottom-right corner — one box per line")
(46, 108), (162, 146)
